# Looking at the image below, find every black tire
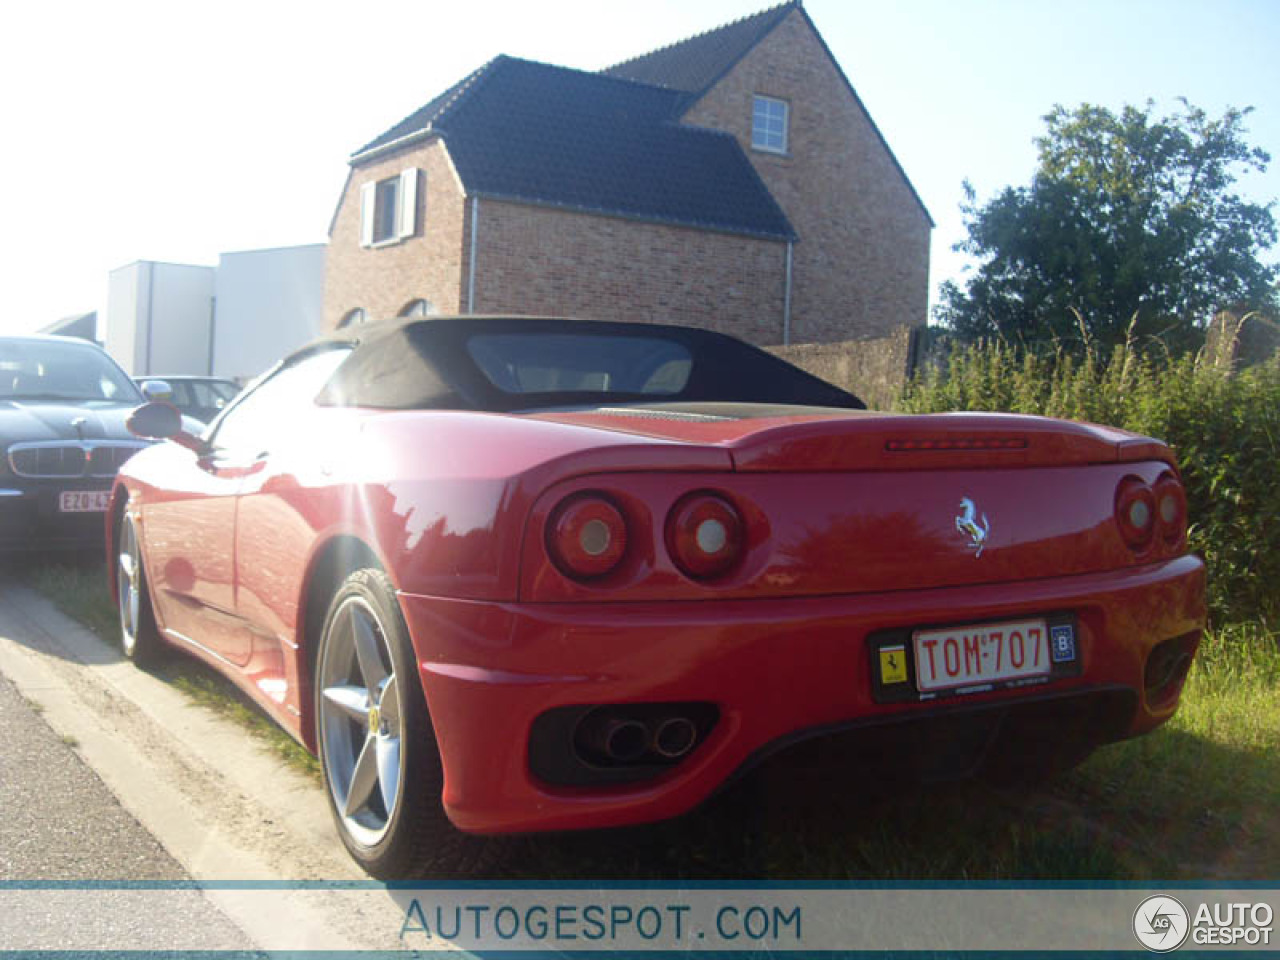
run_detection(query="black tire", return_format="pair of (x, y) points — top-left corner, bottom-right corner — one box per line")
(313, 568), (499, 878)
(115, 508), (165, 665)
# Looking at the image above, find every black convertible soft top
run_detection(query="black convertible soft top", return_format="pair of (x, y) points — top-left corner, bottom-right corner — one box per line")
(313, 316), (864, 412)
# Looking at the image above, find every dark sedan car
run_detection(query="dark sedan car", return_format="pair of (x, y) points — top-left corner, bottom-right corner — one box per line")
(0, 335), (154, 551)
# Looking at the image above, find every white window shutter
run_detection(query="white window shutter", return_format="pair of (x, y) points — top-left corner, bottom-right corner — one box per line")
(359, 182), (376, 247)
(398, 168), (419, 239)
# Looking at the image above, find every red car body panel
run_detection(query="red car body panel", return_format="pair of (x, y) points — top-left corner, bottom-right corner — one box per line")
(518, 462), (1182, 603)
(406, 555), (1203, 833)
(109, 401), (1206, 835)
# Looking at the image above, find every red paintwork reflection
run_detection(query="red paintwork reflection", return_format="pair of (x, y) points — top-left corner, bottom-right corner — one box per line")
(519, 461), (1182, 603)
(108, 404), (1207, 834)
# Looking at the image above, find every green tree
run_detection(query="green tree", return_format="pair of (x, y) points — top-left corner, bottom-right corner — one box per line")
(938, 100), (1278, 350)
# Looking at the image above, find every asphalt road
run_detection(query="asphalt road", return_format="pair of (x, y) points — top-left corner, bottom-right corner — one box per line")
(0, 671), (256, 951)
(0, 578), (430, 953)
(0, 671), (184, 880)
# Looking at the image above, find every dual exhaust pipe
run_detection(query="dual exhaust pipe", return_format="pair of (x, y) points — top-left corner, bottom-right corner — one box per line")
(577, 711), (701, 765)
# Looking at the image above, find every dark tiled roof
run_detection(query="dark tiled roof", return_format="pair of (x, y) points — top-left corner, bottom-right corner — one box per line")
(603, 1), (797, 98)
(354, 63), (490, 157)
(353, 56), (795, 241)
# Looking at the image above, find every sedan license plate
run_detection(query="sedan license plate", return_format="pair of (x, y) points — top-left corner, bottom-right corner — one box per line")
(59, 490), (110, 513)
(913, 618), (1050, 693)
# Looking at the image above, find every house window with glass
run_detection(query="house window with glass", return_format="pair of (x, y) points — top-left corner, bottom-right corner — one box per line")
(751, 95), (789, 154)
(373, 178), (399, 243)
(359, 168), (420, 247)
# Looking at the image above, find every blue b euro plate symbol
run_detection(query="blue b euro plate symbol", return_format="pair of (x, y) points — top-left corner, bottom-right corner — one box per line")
(1051, 624), (1076, 663)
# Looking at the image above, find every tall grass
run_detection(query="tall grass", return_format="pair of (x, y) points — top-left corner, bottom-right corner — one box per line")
(901, 342), (1280, 628)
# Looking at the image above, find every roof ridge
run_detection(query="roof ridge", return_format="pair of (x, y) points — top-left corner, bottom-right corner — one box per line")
(349, 56), (501, 161)
(431, 55), (503, 128)
(484, 54), (698, 102)
(352, 55), (697, 163)
(603, 0), (798, 77)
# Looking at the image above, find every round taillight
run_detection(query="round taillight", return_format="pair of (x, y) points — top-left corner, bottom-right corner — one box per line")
(547, 495), (627, 580)
(1153, 474), (1187, 545)
(1115, 477), (1156, 549)
(666, 493), (744, 580)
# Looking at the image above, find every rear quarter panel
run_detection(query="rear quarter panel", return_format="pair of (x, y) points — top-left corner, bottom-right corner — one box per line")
(350, 411), (730, 600)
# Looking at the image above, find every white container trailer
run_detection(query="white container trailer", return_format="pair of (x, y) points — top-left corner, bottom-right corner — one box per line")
(105, 244), (325, 382)
(105, 261), (215, 377)
(213, 244), (325, 382)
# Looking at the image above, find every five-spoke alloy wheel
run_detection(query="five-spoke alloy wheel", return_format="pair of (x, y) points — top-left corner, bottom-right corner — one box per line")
(317, 592), (406, 848)
(116, 508), (162, 663)
(315, 568), (494, 878)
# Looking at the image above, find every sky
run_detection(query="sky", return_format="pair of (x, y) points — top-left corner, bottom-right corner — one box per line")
(2, 0), (1277, 336)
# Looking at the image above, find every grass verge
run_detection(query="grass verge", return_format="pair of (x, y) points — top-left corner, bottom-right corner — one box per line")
(21, 559), (319, 779)
(16, 559), (1279, 879)
(1068, 624), (1280, 878)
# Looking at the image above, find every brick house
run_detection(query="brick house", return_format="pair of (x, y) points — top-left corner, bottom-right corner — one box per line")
(324, 1), (931, 346)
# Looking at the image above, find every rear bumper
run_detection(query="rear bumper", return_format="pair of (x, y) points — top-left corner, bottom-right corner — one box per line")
(400, 554), (1206, 835)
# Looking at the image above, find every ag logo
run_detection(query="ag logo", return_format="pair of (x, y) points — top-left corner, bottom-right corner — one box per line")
(1133, 895), (1190, 952)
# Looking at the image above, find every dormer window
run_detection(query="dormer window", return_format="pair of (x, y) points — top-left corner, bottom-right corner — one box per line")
(359, 168), (420, 247)
(751, 95), (789, 154)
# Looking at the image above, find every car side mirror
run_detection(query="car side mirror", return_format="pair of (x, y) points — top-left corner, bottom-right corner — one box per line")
(127, 401), (181, 440)
(139, 379), (173, 403)
(126, 401), (210, 455)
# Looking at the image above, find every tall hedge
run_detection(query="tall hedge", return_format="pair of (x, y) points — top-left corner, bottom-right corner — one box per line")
(900, 343), (1280, 627)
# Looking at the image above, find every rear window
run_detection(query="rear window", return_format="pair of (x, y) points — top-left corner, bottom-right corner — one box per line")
(466, 334), (692, 395)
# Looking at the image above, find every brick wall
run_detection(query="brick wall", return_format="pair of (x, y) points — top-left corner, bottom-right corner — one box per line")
(682, 8), (931, 344)
(323, 139), (469, 329)
(768, 325), (919, 410)
(471, 199), (790, 346)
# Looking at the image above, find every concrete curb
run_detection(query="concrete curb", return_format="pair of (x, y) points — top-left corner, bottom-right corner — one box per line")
(0, 580), (433, 951)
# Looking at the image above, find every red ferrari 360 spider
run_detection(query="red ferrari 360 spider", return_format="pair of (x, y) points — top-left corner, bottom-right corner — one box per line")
(109, 316), (1205, 877)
